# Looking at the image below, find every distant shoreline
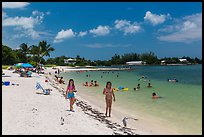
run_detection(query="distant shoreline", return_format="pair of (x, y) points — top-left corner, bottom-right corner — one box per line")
(49, 63), (199, 70)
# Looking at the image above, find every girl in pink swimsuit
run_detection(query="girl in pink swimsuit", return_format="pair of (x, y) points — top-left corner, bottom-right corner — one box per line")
(66, 79), (76, 111)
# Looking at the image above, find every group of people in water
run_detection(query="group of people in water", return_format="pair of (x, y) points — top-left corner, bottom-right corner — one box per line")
(134, 75), (162, 99)
(133, 82), (152, 91)
(83, 80), (99, 87)
(134, 75), (153, 90)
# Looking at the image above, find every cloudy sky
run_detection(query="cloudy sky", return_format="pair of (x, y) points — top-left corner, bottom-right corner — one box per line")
(2, 2), (202, 60)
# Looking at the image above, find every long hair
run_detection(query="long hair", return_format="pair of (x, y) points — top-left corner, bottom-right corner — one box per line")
(106, 81), (112, 88)
(68, 79), (75, 88)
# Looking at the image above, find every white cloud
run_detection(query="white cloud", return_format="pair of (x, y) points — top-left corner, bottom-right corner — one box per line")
(2, 2), (30, 9)
(144, 11), (170, 26)
(12, 29), (40, 40)
(32, 10), (50, 17)
(2, 16), (41, 39)
(2, 10), (48, 39)
(78, 31), (87, 37)
(32, 10), (44, 16)
(3, 16), (38, 29)
(89, 25), (110, 36)
(114, 19), (141, 35)
(157, 13), (202, 43)
(54, 29), (76, 43)
(26, 29), (40, 39)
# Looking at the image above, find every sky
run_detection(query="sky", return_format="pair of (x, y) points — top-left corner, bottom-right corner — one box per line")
(2, 2), (202, 60)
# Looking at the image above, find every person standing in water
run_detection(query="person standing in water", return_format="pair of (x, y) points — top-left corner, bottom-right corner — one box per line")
(147, 83), (152, 88)
(66, 79), (77, 112)
(103, 81), (116, 117)
(136, 84), (140, 90)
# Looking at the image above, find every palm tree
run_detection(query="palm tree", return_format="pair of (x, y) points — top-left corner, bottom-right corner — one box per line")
(19, 43), (30, 62)
(36, 41), (55, 73)
(30, 45), (40, 63)
(38, 41), (55, 63)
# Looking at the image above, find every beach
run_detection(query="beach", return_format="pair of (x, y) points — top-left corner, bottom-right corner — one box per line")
(2, 69), (115, 135)
(2, 65), (202, 135)
(2, 1), (202, 135)
(2, 68), (138, 135)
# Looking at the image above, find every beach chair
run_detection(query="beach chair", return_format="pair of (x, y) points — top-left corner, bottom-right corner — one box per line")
(35, 82), (50, 95)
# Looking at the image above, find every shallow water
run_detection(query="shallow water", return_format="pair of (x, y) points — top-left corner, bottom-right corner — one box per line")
(60, 65), (202, 134)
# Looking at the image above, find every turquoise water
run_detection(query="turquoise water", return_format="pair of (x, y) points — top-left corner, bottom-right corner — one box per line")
(60, 65), (202, 134)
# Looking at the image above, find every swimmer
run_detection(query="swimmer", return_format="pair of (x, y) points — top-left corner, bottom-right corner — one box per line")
(89, 80), (94, 87)
(136, 84), (140, 90)
(152, 92), (162, 99)
(94, 81), (99, 86)
(83, 82), (88, 86)
(147, 83), (152, 88)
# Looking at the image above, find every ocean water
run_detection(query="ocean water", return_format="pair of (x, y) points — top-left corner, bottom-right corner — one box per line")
(60, 64), (202, 134)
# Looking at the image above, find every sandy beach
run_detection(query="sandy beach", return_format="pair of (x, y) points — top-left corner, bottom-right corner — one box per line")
(2, 69), (115, 135)
(2, 2), (201, 135)
(2, 68), (138, 135)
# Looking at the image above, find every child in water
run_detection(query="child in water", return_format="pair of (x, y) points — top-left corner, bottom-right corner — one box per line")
(103, 81), (116, 117)
(66, 79), (77, 112)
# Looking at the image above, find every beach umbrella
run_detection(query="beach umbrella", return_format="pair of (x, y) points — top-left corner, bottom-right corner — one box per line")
(21, 63), (33, 68)
(14, 63), (33, 68)
(14, 63), (23, 67)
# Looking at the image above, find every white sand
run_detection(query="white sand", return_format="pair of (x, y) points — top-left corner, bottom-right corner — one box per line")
(2, 69), (113, 135)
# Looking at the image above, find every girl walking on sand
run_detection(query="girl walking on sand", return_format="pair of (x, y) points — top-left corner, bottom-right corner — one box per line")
(66, 79), (77, 112)
(103, 81), (115, 117)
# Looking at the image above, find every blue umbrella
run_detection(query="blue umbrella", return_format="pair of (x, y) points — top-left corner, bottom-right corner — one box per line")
(21, 63), (33, 68)
(15, 63), (33, 68)
(14, 63), (23, 67)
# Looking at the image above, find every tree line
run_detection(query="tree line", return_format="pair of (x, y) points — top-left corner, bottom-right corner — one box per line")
(2, 42), (202, 67)
(2, 41), (54, 67)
